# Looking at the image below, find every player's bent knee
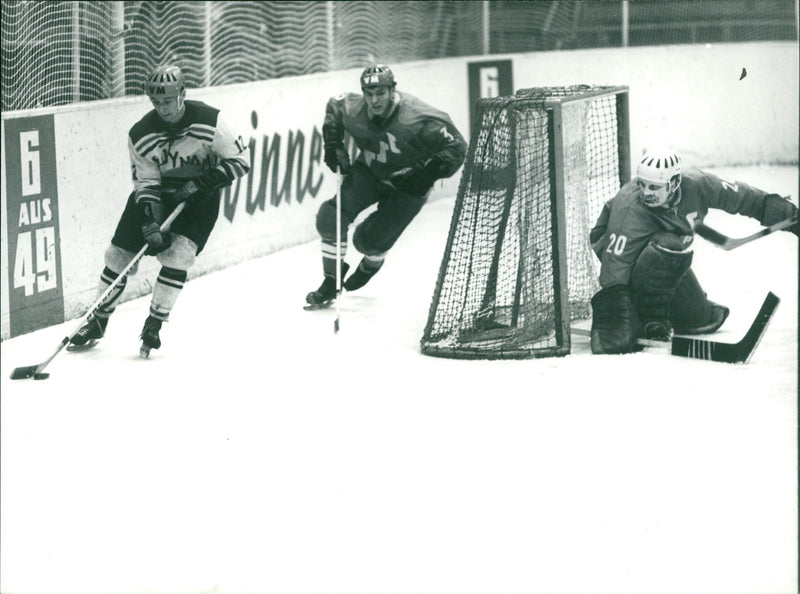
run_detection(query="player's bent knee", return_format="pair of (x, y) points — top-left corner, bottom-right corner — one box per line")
(157, 234), (197, 270)
(353, 223), (390, 256)
(316, 200), (337, 238)
(105, 244), (138, 274)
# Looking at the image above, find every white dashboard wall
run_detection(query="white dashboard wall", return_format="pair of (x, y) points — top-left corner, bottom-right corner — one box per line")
(1, 41), (797, 339)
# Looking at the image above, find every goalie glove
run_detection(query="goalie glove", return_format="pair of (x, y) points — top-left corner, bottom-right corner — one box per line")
(761, 194), (799, 236)
(324, 144), (351, 174)
(137, 197), (171, 255)
(389, 155), (449, 197)
(174, 168), (229, 205)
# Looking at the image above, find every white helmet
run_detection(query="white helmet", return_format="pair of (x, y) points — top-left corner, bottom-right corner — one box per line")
(637, 148), (681, 184)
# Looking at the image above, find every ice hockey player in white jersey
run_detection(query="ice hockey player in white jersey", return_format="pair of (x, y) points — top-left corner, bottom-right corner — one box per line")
(589, 146), (798, 354)
(68, 65), (249, 357)
(305, 64), (468, 309)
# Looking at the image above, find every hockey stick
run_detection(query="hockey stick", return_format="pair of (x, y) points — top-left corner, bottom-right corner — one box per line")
(572, 291), (779, 364)
(334, 172), (343, 334)
(695, 216), (797, 250)
(10, 201), (187, 380)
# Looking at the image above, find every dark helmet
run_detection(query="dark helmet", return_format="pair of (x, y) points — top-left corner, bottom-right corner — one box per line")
(360, 64), (396, 90)
(145, 65), (186, 98)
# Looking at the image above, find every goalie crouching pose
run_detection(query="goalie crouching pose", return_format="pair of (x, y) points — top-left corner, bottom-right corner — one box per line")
(68, 65), (249, 357)
(590, 147), (797, 354)
(305, 64), (467, 309)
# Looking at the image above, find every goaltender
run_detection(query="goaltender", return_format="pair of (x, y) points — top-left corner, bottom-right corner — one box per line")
(589, 147), (798, 354)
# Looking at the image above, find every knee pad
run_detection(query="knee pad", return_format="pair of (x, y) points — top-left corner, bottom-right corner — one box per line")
(105, 244), (138, 275)
(354, 216), (400, 256)
(353, 221), (387, 256)
(157, 234), (197, 270)
(316, 200), (348, 241)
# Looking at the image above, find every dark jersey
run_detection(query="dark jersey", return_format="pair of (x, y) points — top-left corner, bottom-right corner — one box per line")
(591, 167), (776, 287)
(128, 99), (249, 205)
(322, 91), (467, 183)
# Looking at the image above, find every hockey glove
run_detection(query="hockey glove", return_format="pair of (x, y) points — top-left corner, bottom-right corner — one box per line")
(138, 197), (171, 255)
(390, 155), (449, 197)
(174, 168), (229, 205)
(761, 194), (799, 236)
(324, 144), (351, 174)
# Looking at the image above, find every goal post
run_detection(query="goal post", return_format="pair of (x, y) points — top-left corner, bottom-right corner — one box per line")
(420, 85), (630, 359)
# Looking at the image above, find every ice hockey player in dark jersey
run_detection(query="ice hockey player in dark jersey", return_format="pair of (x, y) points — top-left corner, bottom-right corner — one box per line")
(589, 146), (798, 354)
(305, 64), (468, 309)
(68, 65), (249, 357)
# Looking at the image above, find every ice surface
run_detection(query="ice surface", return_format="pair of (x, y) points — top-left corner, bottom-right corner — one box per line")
(1, 165), (797, 594)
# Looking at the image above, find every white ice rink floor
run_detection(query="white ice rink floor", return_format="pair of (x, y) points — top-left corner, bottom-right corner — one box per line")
(1, 165), (797, 594)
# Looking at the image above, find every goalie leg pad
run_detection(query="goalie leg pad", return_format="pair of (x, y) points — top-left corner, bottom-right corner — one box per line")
(670, 269), (730, 334)
(629, 238), (693, 337)
(590, 285), (640, 354)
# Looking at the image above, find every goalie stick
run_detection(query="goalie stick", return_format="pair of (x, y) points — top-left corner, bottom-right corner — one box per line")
(10, 201), (187, 381)
(695, 216), (798, 250)
(572, 291), (779, 364)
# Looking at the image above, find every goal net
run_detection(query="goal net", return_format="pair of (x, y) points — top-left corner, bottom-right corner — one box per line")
(420, 85), (630, 359)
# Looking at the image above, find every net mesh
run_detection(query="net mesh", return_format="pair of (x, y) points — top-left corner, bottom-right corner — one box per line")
(1, 1), (117, 109)
(2, 1), (795, 111)
(421, 86), (626, 359)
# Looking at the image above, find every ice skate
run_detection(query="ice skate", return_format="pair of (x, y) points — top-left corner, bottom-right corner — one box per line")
(344, 258), (384, 291)
(67, 315), (108, 351)
(304, 263), (349, 310)
(139, 316), (163, 358)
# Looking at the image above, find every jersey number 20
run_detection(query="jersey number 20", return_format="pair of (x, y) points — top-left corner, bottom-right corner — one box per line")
(605, 233), (627, 255)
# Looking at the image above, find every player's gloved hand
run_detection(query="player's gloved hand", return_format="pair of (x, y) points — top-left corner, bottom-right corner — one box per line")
(390, 155), (449, 197)
(138, 197), (172, 255)
(324, 144), (351, 174)
(761, 194), (799, 236)
(174, 169), (229, 205)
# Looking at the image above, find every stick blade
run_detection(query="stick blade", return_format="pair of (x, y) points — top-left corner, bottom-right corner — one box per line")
(10, 365), (39, 380)
(671, 292), (779, 364)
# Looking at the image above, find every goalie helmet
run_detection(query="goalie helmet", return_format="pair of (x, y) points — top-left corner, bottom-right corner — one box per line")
(145, 65), (186, 98)
(637, 148), (681, 184)
(360, 64), (396, 89)
(636, 148), (682, 208)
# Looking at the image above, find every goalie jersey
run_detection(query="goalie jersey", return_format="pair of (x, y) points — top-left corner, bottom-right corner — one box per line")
(322, 91), (467, 182)
(591, 167), (781, 288)
(128, 99), (249, 204)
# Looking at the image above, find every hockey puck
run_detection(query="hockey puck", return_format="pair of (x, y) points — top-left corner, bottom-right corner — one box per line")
(33, 372), (50, 380)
